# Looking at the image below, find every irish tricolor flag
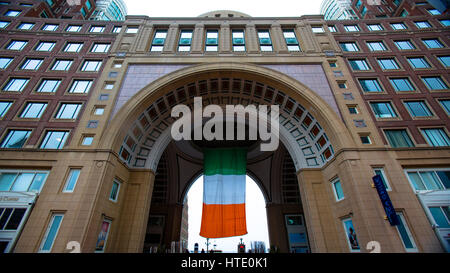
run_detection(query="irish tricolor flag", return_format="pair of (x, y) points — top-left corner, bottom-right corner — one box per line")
(200, 148), (248, 238)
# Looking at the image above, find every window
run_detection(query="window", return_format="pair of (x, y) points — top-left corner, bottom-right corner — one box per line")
(36, 79), (61, 93)
(20, 102), (47, 118)
(68, 80), (93, 94)
(348, 106), (358, 114)
(89, 26), (105, 33)
(359, 79), (383, 92)
(17, 22), (34, 30)
(0, 130), (31, 148)
(94, 107), (105, 116)
(331, 178), (344, 201)
(3, 78), (29, 92)
(377, 58), (400, 70)
(95, 219), (111, 253)
(384, 129), (414, 148)
(40, 131), (69, 149)
(80, 60), (102, 72)
(178, 30), (193, 52)
(112, 26), (122, 33)
(5, 10), (20, 17)
(0, 208), (26, 232)
(428, 207), (450, 228)
(366, 41), (386, 51)
(390, 78), (415, 91)
(232, 30), (245, 52)
(394, 40), (415, 50)
(0, 101), (12, 117)
(150, 30), (167, 52)
(91, 43), (110, 53)
(367, 24), (383, 31)
(360, 135), (371, 144)
(348, 59), (370, 71)
(63, 169), (80, 192)
(373, 168), (391, 190)
(370, 102), (397, 118)
(0, 21), (10, 29)
(428, 9), (441, 15)
(0, 170), (48, 192)
(407, 57), (431, 69)
(205, 30), (218, 52)
(55, 103), (82, 119)
(0, 57), (13, 69)
(51, 59), (73, 71)
(406, 169), (450, 191)
(109, 180), (121, 202)
(42, 24), (58, 31)
(391, 22), (407, 30)
(342, 218), (360, 252)
(437, 56), (450, 67)
(439, 19), (450, 27)
(35, 41), (55, 52)
(126, 27), (138, 34)
(344, 25), (359, 32)
(404, 101), (433, 117)
(422, 128), (450, 147)
(415, 21), (431, 29)
(338, 82), (347, 89)
(395, 212), (418, 252)
(66, 25), (81, 32)
(283, 30), (300, 51)
(340, 42), (359, 52)
(439, 100), (450, 115)
(422, 76), (448, 90)
(85, 0), (92, 10)
(400, 9), (408, 17)
(311, 26), (324, 33)
(257, 30), (272, 51)
(20, 58), (43, 70)
(82, 136), (93, 146)
(422, 39), (444, 49)
(39, 214), (64, 253)
(328, 25), (337, 32)
(6, 40), (27, 51)
(63, 42), (83, 53)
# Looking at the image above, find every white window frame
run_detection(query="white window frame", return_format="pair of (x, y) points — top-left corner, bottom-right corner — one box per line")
(395, 212), (418, 252)
(35, 41), (55, 52)
(94, 219), (111, 253)
(38, 213), (64, 253)
(373, 167), (392, 191)
(341, 217), (360, 252)
(331, 178), (344, 201)
(63, 42), (83, 53)
(109, 180), (121, 202)
(404, 168), (450, 193)
(62, 168), (81, 193)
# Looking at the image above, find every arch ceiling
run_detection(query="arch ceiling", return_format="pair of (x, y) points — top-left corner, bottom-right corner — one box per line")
(117, 77), (335, 170)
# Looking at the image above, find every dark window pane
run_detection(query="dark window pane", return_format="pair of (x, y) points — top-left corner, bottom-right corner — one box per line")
(5, 208), (26, 230)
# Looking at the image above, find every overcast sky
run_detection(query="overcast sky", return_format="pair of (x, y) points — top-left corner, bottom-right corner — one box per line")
(125, 0), (323, 17)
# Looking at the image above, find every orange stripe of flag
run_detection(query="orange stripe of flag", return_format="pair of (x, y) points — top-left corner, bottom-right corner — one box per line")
(200, 203), (248, 238)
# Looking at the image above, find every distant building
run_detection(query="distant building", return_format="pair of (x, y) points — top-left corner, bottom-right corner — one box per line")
(90, 0), (127, 21)
(320, 0), (358, 20)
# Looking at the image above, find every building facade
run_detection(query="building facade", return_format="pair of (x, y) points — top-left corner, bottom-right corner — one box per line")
(90, 0), (127, 21)
(0, 3), (449, 253)
(320, 0), (359, 20)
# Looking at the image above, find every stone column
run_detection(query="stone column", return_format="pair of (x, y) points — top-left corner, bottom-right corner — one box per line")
(271, 23), (288, 53)
(220, 23), (231, 53)
(163, 24), (179, 53)
(191, 23), (204, 54)
(134, 24), (153, 53)
(245, 24), (259, 53)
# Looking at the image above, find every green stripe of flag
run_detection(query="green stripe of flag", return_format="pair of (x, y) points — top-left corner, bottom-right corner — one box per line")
(203, 148), (247, 176)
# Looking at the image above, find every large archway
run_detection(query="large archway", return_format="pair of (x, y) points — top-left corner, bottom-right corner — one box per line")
(100, 63), (356, 253)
